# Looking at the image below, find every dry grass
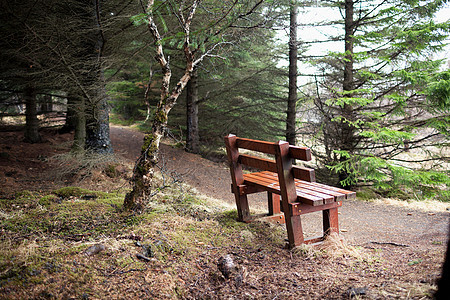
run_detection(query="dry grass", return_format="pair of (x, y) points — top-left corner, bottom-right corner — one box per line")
(373, 197), (450, 212)
(48, 151), (120, 182)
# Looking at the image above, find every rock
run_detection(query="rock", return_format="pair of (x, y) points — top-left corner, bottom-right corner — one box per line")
(217, 255), (237, 279)
(346, 287), (368, 297)
(142, 244), (155, 258)
(234, 273), (243, 287)
(84, 244), (106, 256)
(136, 253), (154, 262)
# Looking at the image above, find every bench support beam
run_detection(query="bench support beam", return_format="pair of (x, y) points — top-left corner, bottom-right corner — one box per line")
(224, 135), (250, 222)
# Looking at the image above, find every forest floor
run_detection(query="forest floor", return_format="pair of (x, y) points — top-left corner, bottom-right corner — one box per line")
(0, 125), (449, 299)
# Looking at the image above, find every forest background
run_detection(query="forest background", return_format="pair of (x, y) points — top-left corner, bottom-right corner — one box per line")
(1, 0), (449, 206)
(1, 1), (450, 298)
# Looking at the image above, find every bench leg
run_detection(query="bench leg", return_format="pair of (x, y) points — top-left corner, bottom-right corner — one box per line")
(285, 214), (304, 248)
(268, 193), (281, 215)
(235, 193), (251, 222)
(323, 207), (339, 236)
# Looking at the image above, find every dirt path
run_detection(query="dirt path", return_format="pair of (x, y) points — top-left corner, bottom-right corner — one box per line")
(110, 125), (449, 247)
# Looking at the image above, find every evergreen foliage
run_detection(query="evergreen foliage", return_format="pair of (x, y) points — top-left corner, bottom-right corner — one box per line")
(300, 0), (450, 199)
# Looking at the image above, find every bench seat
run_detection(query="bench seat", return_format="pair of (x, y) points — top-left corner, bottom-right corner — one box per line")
(243, 171), (355, 206)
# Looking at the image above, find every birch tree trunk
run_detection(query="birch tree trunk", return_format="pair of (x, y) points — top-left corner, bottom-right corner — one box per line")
(124, 0), (200, 210)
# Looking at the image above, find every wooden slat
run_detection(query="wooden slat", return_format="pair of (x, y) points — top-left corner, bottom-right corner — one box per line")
(292, 166), (316, 182)
(243, 173), (280, 192)
(289, 145), (312, 161)
(257, 172), (332, 205)
(294, 181), (345, 202)
(244, 172), (325, 206)
(238, 154), (277, 172)
(242, 174), (281, 199)
(239, 154), (315, 182)
(308, 182), (356, 200)
(236, 137), (277, 154)
(260, 170), (353, 200)
(245, 172), (324, 206)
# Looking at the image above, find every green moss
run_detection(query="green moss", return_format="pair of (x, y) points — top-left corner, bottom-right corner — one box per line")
(15, 190), (38, 199)
(142, 133), (158, 154)
(155, 110), (168, 124)
(51, 187), (110, 199)
(38, 195), (59, 207)
(52, 187), (93, 198)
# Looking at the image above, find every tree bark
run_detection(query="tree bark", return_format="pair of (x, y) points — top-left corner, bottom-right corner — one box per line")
(186, 69), (199, 153)
(60, 93), (78, 133)
(286, 0), (298, 146)
(85, 96), (113, 154)
(40, 94), (52, 112)
(72, 95), (86, 152)
(338, 0), (356, 187)
(84, 0), (113, 154)
(24, 85), (41, 143)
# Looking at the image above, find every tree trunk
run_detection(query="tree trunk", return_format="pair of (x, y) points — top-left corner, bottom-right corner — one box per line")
(124, 114), (165, 210)
(124, 0), (199, 211)
(40, 94), (52, 112)
(60, 93), (77, 133)
(286, 0), (298, 146)
(338, 0), (356, 187)
(84, 0), (113, 154)
(186, 69), (199, 153)
(85, 92), (113, 154)
(72, 96), (86, 152)
(24, 85), (41, 143)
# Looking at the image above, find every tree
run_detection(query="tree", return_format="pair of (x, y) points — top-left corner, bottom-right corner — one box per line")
(286, 0), (298, 146)
(185, 69), (200, 153)
(124, 0), (204, 209)
(124, 0), (270, 210)
(23, 85), (42, 143)
(0, 0), (121, 153)
(302, 0), (449, 197)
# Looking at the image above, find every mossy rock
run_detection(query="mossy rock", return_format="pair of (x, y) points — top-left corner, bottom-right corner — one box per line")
(52, 187), (96, 198)
(38, 194), (59, 207)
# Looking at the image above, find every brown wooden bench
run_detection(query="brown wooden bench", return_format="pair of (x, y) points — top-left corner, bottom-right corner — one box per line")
(224, 134), (356, 248)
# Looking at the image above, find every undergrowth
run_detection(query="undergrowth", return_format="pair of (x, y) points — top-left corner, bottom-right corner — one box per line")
(0, 181), (443, 299)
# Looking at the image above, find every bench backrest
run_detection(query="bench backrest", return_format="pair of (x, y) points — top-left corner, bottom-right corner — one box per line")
(224, 134), (316, 182)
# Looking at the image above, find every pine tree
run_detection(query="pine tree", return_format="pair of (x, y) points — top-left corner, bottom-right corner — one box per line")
(303, 0), (450, 198)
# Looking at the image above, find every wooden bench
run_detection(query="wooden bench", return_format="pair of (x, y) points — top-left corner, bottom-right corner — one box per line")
(224, 134), (356, 248)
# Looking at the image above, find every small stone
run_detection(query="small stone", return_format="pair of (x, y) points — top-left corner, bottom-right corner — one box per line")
(136, 253), (153, 262)
(84, 244), (106, 256)
(142, 244), (154, 258)
(346, 287), (368, 297)
(234, 273), (243, 287)
(217, 255), (236, 279)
